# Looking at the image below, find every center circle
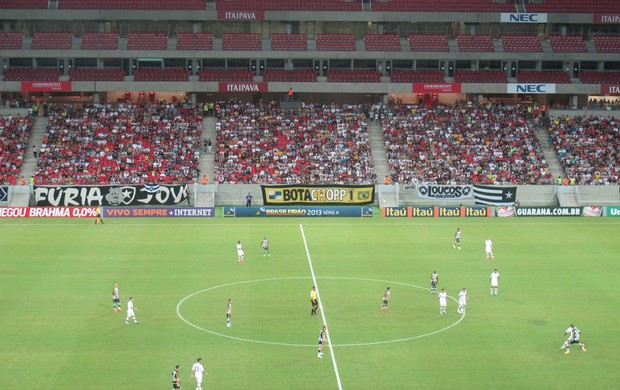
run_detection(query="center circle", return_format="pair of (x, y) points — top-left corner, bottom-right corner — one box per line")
(176, 276), (464, 347)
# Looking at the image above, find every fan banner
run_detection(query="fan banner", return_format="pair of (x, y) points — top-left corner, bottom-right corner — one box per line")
(473, 185), (517, 205)
(33, 184), (189, 206)
(417, 185), (472, 199)
(261, 184), (375, 205)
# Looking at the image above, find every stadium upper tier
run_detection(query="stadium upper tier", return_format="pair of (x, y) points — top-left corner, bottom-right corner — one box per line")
(0, 33), (615, 55)
(0, 0), (619, 12)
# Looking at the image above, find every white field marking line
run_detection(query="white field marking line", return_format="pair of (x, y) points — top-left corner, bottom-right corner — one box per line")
(299, 224), (343, 390)
(175, 276), (464, 347)
(176, 277), (316, 347)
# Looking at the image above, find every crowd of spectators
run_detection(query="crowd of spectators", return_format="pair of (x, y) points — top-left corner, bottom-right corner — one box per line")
(547, 115), (619, 185)
(35, 102), (203, 185)
(0, 114), (33, 185)
(382, 104), (554, 185)
(213, 101), (376, 184)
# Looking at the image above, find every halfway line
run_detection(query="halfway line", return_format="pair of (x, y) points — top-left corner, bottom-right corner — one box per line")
(299, 224), (343, 390)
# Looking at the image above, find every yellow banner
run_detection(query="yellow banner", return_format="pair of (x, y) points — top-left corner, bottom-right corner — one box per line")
(261, 185), (375, 205)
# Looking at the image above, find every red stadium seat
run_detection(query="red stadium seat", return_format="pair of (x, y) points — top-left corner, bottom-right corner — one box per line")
(3, 68), (61, 81)
(222, 33), (261, 51)
(409, 34), (449, 52)
(81, 32), (119, 50)
(516, 70), (571, 84)
(127, 33), (168, 50)
(390, 70), (444, 83)
(262, 69), (317, 82)
(198, 68), (254, 82)
(316, 34), (356, 51)
(31, 32), (74, 50)
(501, 34), (542, 52)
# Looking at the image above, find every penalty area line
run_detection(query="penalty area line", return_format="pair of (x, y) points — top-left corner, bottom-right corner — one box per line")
(299, 224), (343, 390)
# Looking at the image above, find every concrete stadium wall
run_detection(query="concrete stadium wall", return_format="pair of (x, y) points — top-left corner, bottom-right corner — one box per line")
(3, 184), (618, 207)
(213, 184), (620, 207)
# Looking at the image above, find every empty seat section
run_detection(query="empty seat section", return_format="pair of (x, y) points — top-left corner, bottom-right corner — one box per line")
(0, 32), (24, 50)
(262, 69), (317, 82)
(215, 0), (360, 11)
(31, 32), (73, 50)
(327, 69), (381, 83)
(548, 35), (587, 53)
(579, 71), (620, 84)
(3, 68), (61, 81)
(271, 33), (307, 51)
(127, 33), (168, 50)
(516, 70), (570, 83)
(133, 68), (189, 81)
(456, 34), (494, 52)
(0, 0), (48, 8)
(501, 34), (542, 52)
(58, 0), (205, 9)
(592, 35), (620, 53)
(316, 34), (356, 51)
(371, 0), (515, 12)
(222, 33), (261, 51)
(70, 68), (125, 81)
(176, 32), (214, 50)
(390, 70), (444, 83)
(408, 33), (449, 52)
(364, 34), (401, 51)
(453, 70), (507, 83)
(198, 68), (253, 82)
(526, 0), (620, 13)
(81, 32), (119, 50)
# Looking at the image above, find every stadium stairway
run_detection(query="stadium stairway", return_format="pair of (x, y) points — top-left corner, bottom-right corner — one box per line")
(13, 115), (48, 206)
(194, 116), (216, 207)
(531, 121), (580, 205)
(199, 116), (216, 183)
(367, 120), (390, 181)
(533, 122), (564, 180)
(557, 191), (579, 207)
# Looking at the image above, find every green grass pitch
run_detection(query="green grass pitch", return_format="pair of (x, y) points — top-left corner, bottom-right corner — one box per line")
(1, 216), (619, 389)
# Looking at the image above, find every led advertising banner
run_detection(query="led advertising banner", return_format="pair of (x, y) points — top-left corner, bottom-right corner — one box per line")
(223, 206), (374, 217)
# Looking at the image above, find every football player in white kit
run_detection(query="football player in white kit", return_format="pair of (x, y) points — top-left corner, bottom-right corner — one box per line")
(457, 288), (467, 314)
(485, 237), (495, 260)
(490, 269), (500, 295)
(438, 289), (447, 315)
(191, 357), (207, 390)
(236, 241), (245, 263)
(125, 297), (138, 325)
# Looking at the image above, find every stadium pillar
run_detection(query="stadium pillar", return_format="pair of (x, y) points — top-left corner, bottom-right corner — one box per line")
(190, 93), (197, 105)
(570, 95), (578, 110)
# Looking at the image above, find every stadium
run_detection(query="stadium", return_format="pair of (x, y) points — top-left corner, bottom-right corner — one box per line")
(1, 0), (620, 389)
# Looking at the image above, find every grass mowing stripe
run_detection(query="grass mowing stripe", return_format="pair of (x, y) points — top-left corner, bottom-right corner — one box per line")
(299, 223), (344, 390)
